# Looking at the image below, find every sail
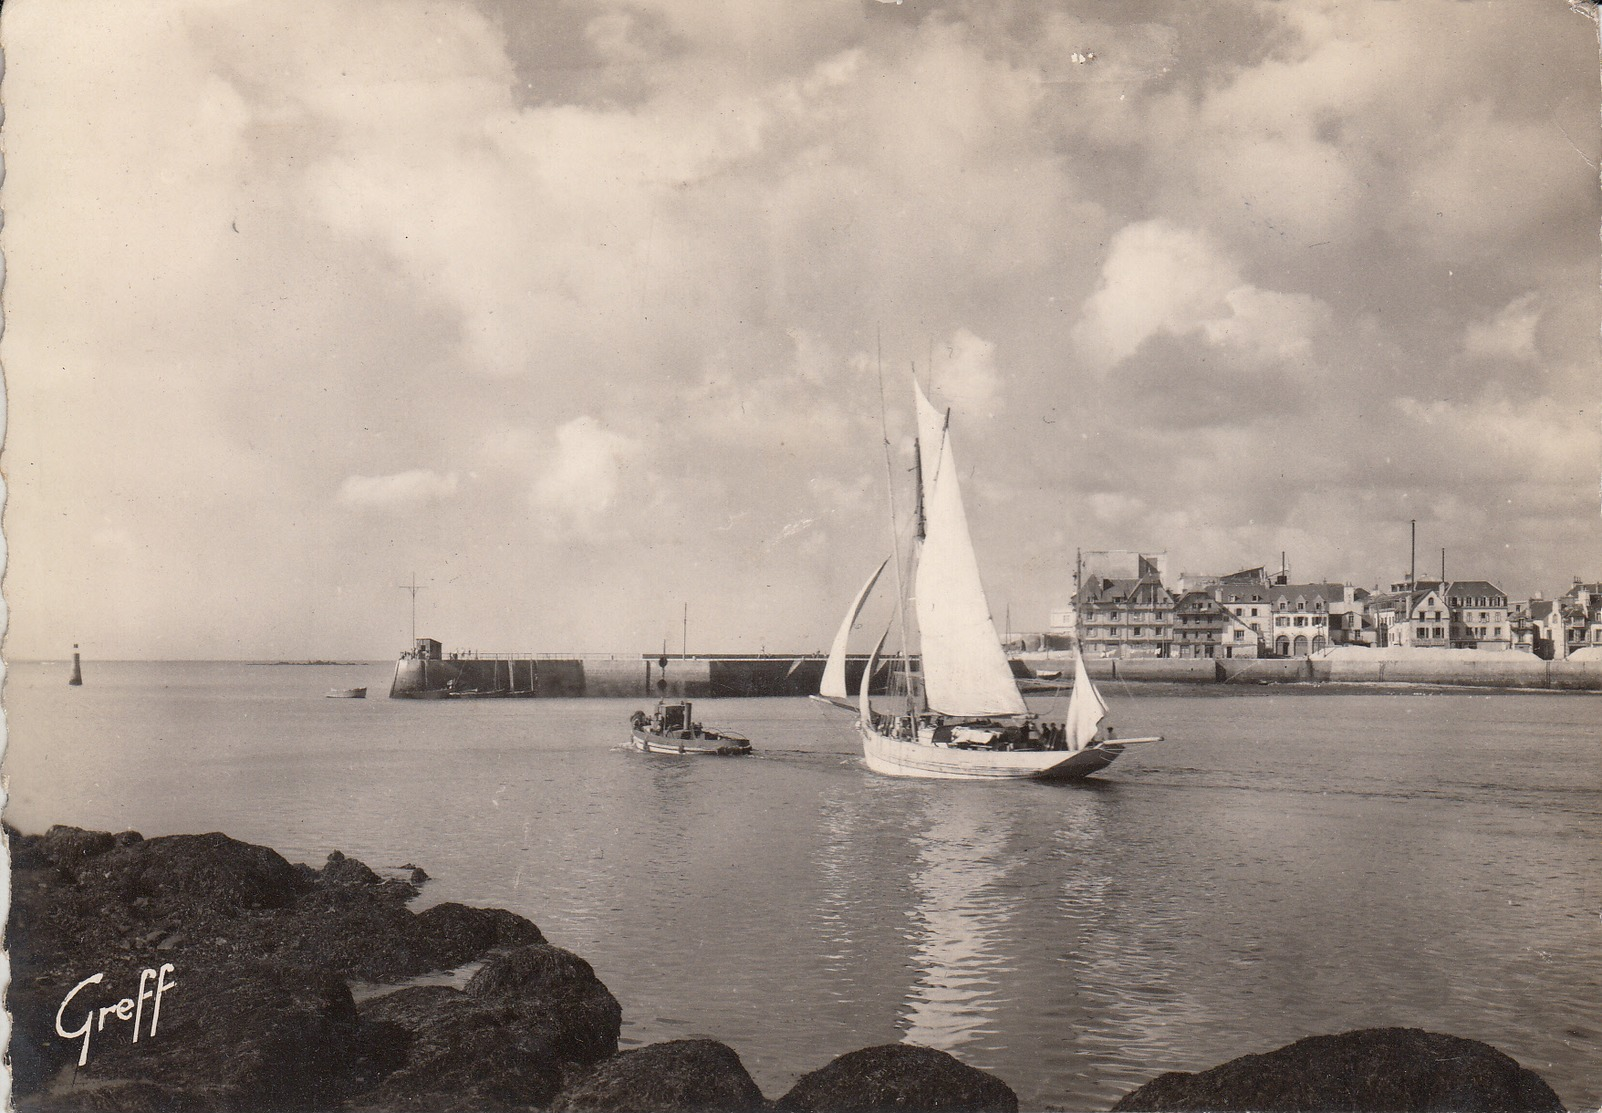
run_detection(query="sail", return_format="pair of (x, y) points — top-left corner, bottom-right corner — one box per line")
(821, 558), (889, 703)
(1064, 649), (1108, 750)
(911, 379), (1028, 717)
(860, 623), (892, 723)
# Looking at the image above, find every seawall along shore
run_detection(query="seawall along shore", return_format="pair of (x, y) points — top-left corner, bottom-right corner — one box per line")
(1019, 650), (1602, 691)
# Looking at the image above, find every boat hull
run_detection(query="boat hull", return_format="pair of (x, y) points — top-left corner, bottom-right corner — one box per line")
(630, 729), (751, 756)
(326, 687), (367, 699)
(859, 723), (1124, 780)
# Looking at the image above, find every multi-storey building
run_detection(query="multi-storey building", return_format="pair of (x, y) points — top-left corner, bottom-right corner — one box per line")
(1172, 590), (1229, 658)
(1076, 570), (1175, 658)
(1264, 584), (1343, 656)
(1378, 582), (1452, 648)
(1444, 580), (1511, 649)
(1559, 581), (1602, 654)
(1217, 571), (1275, 658)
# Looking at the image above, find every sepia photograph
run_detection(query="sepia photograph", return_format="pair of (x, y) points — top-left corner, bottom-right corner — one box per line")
(2, 2), (1599, 1110)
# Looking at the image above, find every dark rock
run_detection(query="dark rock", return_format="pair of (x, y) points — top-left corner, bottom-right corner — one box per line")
(7, 821), (52, 870)
(24, 1079), (216, 1112)
(778, 1044), (1017, 1113)
(72, 959), (366, 1111)
(1110, 1028), (1565, 1113)
(416, 901), (546, 966)
(322, 848), (385, 887)
(5, 825), (560, 1108)
(31, 825), (118, 878)
(94, 832), (309, 913)
(406, 865), (431, 884)
(351, 985), (567, 1111)
(467, 943), (623, 1066)
(552, 1038), (768, 1112)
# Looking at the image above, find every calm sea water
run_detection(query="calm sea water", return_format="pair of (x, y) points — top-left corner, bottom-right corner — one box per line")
(5, 660), (1600, 1111)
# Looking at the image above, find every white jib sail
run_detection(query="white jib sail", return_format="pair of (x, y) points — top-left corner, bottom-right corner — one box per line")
(911, 379), (1028, 718)
(1064, 649), (1109, 751)
(860, 623), (892, 724)
(821, 558), (889, 703)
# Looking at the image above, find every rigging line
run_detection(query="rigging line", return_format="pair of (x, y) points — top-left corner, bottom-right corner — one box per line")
(877, 329), (918, 718)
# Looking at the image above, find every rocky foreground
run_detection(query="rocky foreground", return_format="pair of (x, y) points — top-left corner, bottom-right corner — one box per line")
(5, 824), (1569, 1112)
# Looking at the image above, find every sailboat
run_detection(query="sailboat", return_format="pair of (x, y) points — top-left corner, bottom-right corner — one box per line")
(818, 377), (1161, 780)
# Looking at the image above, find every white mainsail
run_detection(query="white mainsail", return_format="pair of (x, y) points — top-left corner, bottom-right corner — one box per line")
(820, 558), (889, 704)
(1064, 649), (1108, 751)
(911, 379), (1028, 718)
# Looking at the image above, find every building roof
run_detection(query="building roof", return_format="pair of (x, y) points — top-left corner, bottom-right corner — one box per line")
(1445, 580), (1506, 601)
(1218, 583), (1274, 604)
(1268, 583), (1349, 608)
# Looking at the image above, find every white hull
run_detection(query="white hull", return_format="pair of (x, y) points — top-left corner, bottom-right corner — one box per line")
(858, 722), (1136, 780)
(630, 729), (750, 756)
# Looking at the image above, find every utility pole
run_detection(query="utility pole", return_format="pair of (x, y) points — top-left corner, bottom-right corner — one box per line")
(398, 574), (426, 646)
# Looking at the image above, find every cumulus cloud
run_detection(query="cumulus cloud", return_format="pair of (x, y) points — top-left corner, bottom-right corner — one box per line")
(1073, 220), (1331, 375)
(931, 328), (1003, 418)
(532, 416), (645, 535)
(1462, 293), (1542, 362)
(338, 469), (460, 508)
(1072, 221), (1238, 369)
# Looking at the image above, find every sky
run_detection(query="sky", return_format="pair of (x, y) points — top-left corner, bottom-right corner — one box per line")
(2, 0), (1599, 660)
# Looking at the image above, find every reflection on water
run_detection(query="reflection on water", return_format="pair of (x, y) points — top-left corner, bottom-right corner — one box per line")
(900, 791), (1017, 1051)
(4, 664), (1600, 1111)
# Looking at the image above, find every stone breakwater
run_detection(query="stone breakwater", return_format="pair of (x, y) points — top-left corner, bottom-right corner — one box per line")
(1019, 649), (1602, 691)
(5, 824), (1569, 1112)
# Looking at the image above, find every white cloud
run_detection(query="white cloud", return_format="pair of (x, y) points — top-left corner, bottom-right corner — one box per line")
(1463, 293), (1541, 362)
(1072, 220), (1238, 369)
(532, 416), (645, 535)
(338, 469), (460, 508)
(932, 328), (1003, 418)
(1201, 286), (1332, 368)
(1073, 220), (1330, 374)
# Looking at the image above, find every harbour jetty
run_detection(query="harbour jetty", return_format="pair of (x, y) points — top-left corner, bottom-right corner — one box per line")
(390, 637), (906, 700)
(391, 638), (1602, 698)
(6, 823), (1566, 1112)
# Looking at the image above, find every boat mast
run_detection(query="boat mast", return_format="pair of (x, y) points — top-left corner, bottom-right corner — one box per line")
(876, 334), (917, 719)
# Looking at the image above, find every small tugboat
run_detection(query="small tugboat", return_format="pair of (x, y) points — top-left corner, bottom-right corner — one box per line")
(629, 701), (751, 756)
(326, 687), (368, 699)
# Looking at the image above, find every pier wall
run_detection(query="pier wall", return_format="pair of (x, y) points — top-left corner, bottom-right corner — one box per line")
(1220, 659), (1314, 684)
(1079, 658), (1220, 683)
(1020, 650), (1602, 691)
(1311, 651), (1550, 688)
(393, 648), (1602, 698)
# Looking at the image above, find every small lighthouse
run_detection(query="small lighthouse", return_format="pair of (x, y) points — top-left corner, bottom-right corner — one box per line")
(69, 644), (83, 686)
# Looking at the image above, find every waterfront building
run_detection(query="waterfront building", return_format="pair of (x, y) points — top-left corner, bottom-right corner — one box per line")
(1510, 599), (1545, 655)
(1264, 583), (1369, 656)
(1217, 573), (1276, 658)
(1172, 590), (1228, 658)
(1559, 581), (1602, 653)
(1444, 580), (1511, 650)
(1076, 565), (1176, 658)
(1381, 582), (1452, 648)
